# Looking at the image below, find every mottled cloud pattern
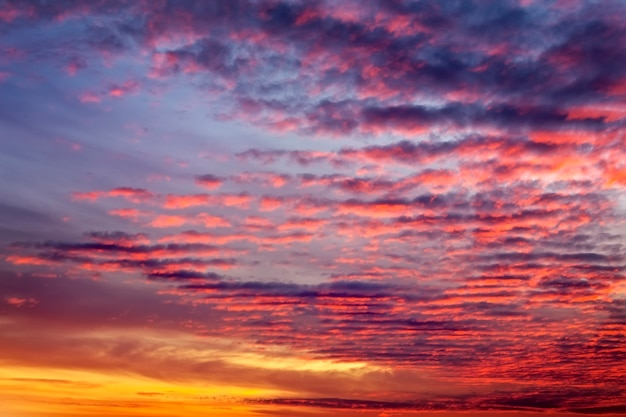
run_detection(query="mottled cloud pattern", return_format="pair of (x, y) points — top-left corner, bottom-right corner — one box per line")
(1, 1), (626, 416)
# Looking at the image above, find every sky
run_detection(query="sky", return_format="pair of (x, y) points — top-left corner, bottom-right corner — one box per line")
(1, 0), (626, 416)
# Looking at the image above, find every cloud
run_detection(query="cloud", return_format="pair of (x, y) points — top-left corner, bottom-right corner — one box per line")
(72, 187), (154, 203)
(3, 0), (626, 414)
(195, 174), (224, 189)
(108, 80), (140, 97)
(148, 215), (189, 228)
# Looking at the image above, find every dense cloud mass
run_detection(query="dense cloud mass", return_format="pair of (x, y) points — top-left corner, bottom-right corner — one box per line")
(1, 0), (626, 416)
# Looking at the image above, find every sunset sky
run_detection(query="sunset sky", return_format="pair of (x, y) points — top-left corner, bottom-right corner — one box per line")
(1, 0), (626, 416)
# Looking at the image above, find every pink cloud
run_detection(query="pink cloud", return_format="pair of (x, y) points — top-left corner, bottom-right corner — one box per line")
(79, 92), (101, 103)
(109, 80), (140, 97)
(108, 208), (150, 221)
(148, 215), (189, 228)
(6, 297), (39, 307)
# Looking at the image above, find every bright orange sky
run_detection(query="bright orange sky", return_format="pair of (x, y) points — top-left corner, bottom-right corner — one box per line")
(1, 0), (626, 416)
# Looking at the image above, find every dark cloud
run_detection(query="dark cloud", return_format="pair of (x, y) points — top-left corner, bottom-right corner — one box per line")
(195, 174), (225, 188)
(569, 405), (626, 415)
(250, 397), (417, 410)
(360, 102), (608, 134)
(146, 270), (223, 282)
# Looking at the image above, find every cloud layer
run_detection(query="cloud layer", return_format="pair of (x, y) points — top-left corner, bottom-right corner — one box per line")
(1, 0), (626, 416)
